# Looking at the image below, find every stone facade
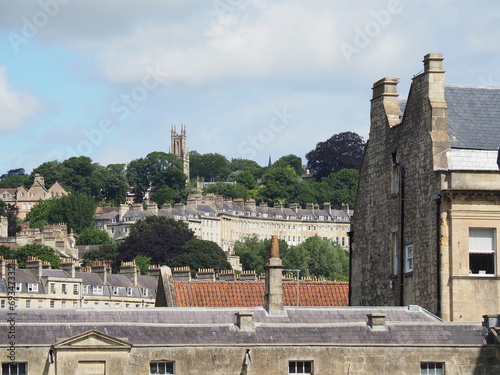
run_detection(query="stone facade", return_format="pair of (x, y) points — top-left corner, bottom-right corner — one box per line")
(96, 195), (351, 260)
(351, 53), (500, 322)
(12, 173), (69, 219)
(171, 124), (190, 179)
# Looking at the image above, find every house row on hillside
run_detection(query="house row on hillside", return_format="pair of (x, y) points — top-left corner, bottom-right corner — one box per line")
(95, 194), (352, 257)
(0, 256), (348, 310)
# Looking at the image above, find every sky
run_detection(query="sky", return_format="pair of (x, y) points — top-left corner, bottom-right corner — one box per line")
(1, 0), (500, 174)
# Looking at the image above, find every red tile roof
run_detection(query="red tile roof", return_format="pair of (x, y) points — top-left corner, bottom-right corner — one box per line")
(174, 281), (348, 307)
(0, 242), (20, 249)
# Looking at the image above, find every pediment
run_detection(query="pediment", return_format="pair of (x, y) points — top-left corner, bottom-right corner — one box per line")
(53, 330), (132, 350)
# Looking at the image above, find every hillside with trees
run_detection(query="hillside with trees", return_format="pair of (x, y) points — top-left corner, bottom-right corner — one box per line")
(0, 131), (364, 238)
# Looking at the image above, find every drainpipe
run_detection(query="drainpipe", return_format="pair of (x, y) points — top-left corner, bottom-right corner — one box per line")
(399, 165), (405, 306)
(435, 190), (442, 317)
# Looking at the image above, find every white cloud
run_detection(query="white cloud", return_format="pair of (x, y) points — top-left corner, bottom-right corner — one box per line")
(0, 66), (40, 131)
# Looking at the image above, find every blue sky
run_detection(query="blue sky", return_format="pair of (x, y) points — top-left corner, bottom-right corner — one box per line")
(1, 0), (500, 174)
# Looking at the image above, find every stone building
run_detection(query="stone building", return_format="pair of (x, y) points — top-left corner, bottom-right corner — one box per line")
(1, 236), (499, 374)
(170, 124), (190, 180)
(12, 173), (68, 219)
(351, 53), (500, 322)
(95, 195), (351, 267)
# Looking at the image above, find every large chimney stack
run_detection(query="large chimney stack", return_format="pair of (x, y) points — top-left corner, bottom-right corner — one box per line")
(264, 235), (284, 314)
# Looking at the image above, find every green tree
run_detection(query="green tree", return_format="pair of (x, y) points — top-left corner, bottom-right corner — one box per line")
(203, 182), (248, 200)
(0, 244), (61, 269)
(233, 235), (288, 275)
(25, 199), (55, 230)
(233, 170), (258, 190)
(134, 255), (152, 275)
(324, 168), (359, 208)
(152, 187), (181, 208)
(258, 166), (300, 205)
(127, 152), (186, 203)
(48, 193), (97, 233)
(168, 238), (231, 273)
(284, 236), (349, 281)
(26, 194), (97, 234)
(273, 154), (305, 176)
(189, 151), (231, 181)
(76, 226), (113, 246)
(0, 168), (29, 188)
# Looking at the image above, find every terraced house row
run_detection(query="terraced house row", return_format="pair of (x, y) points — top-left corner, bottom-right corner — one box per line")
(95, 194), (352, 255)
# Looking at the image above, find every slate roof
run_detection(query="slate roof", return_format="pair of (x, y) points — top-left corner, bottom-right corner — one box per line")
(0, 306), (489, 346)
(445, 84), (500, 150)
(174, 281), (348, 307)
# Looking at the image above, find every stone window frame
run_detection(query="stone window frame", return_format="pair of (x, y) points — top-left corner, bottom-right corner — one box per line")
(1, 362), (27, 375)
(288, 360), (313, 374)
(150, 361), (175, 374)
(420, 362), (444, 375)
(405, 243), (414, 273)
(469, 227), (496, 276)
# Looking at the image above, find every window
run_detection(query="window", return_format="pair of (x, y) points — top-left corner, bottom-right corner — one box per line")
(50, 300), (55, 308)
(61, 301), (66, 308)
(392, 232), (399, 275)
(83, 285), (90, 294)
(289, 361), (313, 374)
(0, 300), (5, 309)
(93, 285), (103, 295)
(127, 287), (133, 296)
(25, 300), (31, 308)
(61, 284), (67, 294)
(50, 283), (56, 294)
(405, 244), (413, 273)
(2, 363), (27, 375)
(37, 300), (43, 308)
(113, 287), (119, 295)
(73, 302), (78, 308)
(27, 283), (38, 292)
(420, 362), (444, 375)
(15, 283), (22, 292)
(150, 361), (174, 374)
(73, 284), (79, 295)
(142, 288), (148, 297)
(469, 228), (496, 275)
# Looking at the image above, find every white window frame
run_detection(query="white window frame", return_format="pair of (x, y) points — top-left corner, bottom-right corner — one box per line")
(127, 287), (133, 296)
(73, 284), (79, 295)
(92, 285), (103, 295)
(289, 360), (313, 375)
(469, 228), (496, 276)
(83, 285), (90, 294)
(27, 283), (38, 292)
(149, 361), (174, 375)
(420, 362), (444, 375)
(15, 283), (22, 292)
(405, 244), (413, 273)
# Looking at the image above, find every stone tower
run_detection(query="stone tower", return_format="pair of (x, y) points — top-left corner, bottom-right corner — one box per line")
(170, 125), (190, 180)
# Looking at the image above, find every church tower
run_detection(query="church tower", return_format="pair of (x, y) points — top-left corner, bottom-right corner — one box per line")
(170, 125), (190, 180)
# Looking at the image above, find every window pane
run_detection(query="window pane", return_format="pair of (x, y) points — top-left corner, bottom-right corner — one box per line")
(469, 228), (495, 252)
(470, 253), (495, 274)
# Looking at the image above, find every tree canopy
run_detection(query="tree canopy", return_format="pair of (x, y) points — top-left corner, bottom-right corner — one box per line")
(235, 235), (349, 281)
(26, 194), (97, 233)
(0, 244), (61, 269)
(306, 131), (365, 179)
(75, 226), (113, 246)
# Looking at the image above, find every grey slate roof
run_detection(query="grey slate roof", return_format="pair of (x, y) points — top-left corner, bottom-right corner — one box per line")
(445, 84), (500, 150)
(0, 306), (488, 346)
